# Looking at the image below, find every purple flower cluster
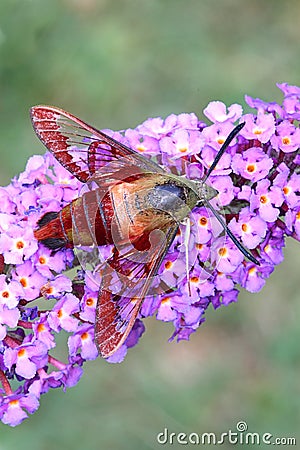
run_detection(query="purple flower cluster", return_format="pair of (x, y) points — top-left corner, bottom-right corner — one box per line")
(1, 83), (299, 426)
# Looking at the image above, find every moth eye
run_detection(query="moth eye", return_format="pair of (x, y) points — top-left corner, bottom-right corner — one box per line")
(155, 183), (186, 200)
(147, 182), (186, 213)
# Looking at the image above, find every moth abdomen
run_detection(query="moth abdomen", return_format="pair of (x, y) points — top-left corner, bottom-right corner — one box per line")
(37, 211), (59, 228)
(34, 206), (72, 249)
(34, 189), (116, 250)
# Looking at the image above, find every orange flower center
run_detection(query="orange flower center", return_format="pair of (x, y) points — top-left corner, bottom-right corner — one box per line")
(218, 247), (227, 257)
(283, 186), (290, 195)
(199, 217), (208, 226)
(165, 261), (172, 270)
(190, 276), (199, 283)
(20, 277), (27, 288)
(9, 399), (19, 407)
(282, 137), (291, 145)
(16, 241), (24, 249)
(260, 195), (268, 204)
(17, 348), (26, 358)
(37, 323), (46, 333)
(241, 223), (248, 232)
(86, 297), (94, 307)
(246, 164), (255, 173)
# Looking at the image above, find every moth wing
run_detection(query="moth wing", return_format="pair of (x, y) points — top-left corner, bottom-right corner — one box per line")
(95, 222), (179, 358)
(30, 105), (164, 183)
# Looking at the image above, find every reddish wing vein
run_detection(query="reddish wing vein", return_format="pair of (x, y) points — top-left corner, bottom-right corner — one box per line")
(30, 105), (164, 182)
(95, 224), (178, 358)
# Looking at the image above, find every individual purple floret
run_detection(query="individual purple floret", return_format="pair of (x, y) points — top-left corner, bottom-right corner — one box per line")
(0, 83), (299, 426)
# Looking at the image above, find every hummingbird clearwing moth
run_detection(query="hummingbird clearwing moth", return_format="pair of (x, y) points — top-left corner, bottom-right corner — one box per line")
(30, 105), (259, 358)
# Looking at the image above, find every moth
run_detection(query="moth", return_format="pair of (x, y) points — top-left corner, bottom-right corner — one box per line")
(30, 106), (259, 358)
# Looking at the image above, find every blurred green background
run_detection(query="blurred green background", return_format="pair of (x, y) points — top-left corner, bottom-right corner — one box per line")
(1, 0), (300, 448)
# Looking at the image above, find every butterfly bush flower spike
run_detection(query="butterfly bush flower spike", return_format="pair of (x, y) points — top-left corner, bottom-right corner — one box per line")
(0, 83), (299, 426)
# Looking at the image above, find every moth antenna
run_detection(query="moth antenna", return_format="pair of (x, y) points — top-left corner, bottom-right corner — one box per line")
(205, 201), (260, 266)
(184, 217), (191, 296)
(203, 122), (245, 183)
